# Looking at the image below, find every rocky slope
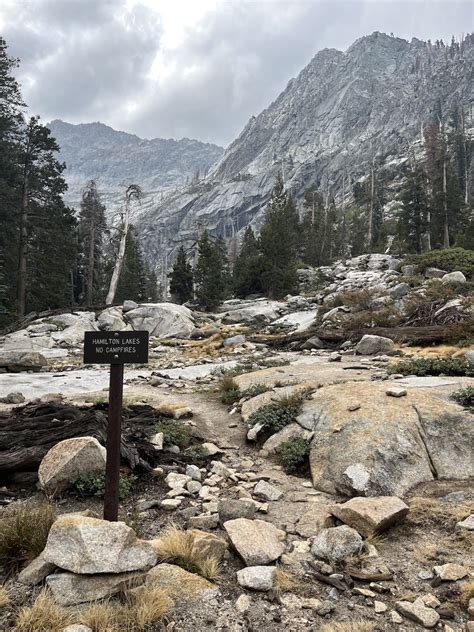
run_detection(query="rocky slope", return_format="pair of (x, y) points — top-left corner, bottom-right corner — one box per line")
(138, 31), (474, 268)
(48, 119), (223, 211)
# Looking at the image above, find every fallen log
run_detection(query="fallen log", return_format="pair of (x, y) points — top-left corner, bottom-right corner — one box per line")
(249, 325), (458, 347)
(0, 402), (167, 475)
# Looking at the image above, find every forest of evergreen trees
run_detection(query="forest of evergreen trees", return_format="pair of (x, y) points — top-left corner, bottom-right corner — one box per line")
(0, 38), (156, 327)
(2, 34), (473, 323)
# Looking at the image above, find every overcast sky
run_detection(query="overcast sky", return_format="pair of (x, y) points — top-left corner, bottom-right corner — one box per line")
(0, 0), (472, 146)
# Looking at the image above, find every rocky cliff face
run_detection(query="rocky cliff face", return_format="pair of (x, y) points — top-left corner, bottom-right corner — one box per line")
(137, 32), (474, 270)
(48, 119), (223, 211)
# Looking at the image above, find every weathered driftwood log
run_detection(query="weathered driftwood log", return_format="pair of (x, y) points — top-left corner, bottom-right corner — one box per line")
(0, 402), (164, 474)
(249, 325), (457, 347)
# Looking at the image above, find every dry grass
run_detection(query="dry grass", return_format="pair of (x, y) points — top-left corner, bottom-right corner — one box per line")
(121, 586), (172, 630)
(408, 497), (472, 529)
(156, 402), (192, 418)
(460, 580), (474, 606)
(320, 621), (375, 632)
(153, 524), (220, 581)
(0, 585), (10, 608)
(14, 591), (73, 632)
(273, 568), (299, 595)
(412, 542), (440, 564)
(0, 504), (56, 575)
(78, 600), (121, 631)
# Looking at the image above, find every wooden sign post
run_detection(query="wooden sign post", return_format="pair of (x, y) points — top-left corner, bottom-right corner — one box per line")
(84, 331), (149, 521)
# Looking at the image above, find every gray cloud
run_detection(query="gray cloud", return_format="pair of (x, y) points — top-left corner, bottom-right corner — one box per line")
(0, 0), (472, 146)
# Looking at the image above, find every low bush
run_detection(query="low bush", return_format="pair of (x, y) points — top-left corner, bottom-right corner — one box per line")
(72, 472), (136, 499)
(278, 437), (311, 473)
(451, 386), (474, 412)
(155, 419), (192, 448)
(0, 504), (55, 575)
(388, 356), (474, 377)
(0, 585), (10, 608)
(403, 247), (474, 278)
(244, 383), (271, 398)
(184, 444), (209, 465)
(247, 394), (304, 435)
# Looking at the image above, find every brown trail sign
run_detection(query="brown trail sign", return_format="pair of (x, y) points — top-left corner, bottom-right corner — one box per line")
(83, 331), (149, 521)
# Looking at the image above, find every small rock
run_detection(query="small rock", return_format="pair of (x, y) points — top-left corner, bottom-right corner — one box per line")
(390, 610), (403, 624)
(218, 499), (256, 523)
(355, 334), (395, 356)
(161, 498), (182, 510)
(329, 352), (342, 362)
(165, 472), (192, 490)
(442, 271), (466, 284)
(152, 467), (164, 477)
(386, 386), (407, 398)
(395, 597), (440, 628)
(347, 403), (361, 412)
(201, 442), (223, 456)
(186, 480), (202, 494)
(418, 570), (434, 580)
(374, 600), (387, 613)
(421, 594), (441, 609)
(188, 514), (219, 530)
(468, 597), (474, 618)
(0, 391), (25, 404)
(223, 334), (246, 347)
(224, 518), (285, 565)
(18, 552), (56, 585)
(315, 600), (334, 616)
(237, 566), (276, 591)
(253, 479), (283, 501)
(235, 593), (252, 613)
(433, 563), (468, 581)
(187, 529), (228, 561)
(150, 432), (164, 450)
(330, 496), (409, 537)
(186, 464), (202, 481)
(456, 514), (474, 531)
(146, 563), (217, 603)
(311, 525), (363, 563)
(425, 267), (447, 279)
(354, 587), (376, 597)
(63, 626), (94, 632)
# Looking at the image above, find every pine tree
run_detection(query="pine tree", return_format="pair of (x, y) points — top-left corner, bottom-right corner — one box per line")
(0, 37), (24, 324)
(259, 176), (300, 298)
(300, 187), (325, 266)
(398, 168), (430, 253)
(233, 226), (263, 297)
(17, 117), (77, 316)
(169, 245), (194, 304)
(194, 230), (228, 310)
(78, 180), (107, 305)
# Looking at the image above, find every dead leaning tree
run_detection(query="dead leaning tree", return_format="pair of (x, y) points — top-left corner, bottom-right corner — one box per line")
(105, 184), (143, 306)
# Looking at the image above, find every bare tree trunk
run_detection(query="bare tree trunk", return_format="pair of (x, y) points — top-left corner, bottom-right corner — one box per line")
(85, 223), (95, 306)
(442, 158), (450, 248)
(367, 162), (375, 249)
(17, 168), (29, 320)
(106, 184), (142, 306)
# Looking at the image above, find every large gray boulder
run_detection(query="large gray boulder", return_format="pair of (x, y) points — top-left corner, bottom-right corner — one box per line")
(221, 300), (285, 324)
(51, 312), (99, 346)
(38, 437), (106, 496)
(97, 306), (128, 331)
(0, 350), (47, 372)
(261, 423), (313, 457)
(42, 515), (157, 574)
(146, 563), (218, 603)
(125, 303), (194, 338)
(223, 518), (285, 565)
(441, 270), (467, 284)
(311, 526), (363, 563)
(308, 381), (474, 497)
(355, 334), (395, 355)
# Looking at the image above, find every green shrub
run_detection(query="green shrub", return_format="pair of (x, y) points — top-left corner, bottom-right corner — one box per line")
(184, 444), (209, 465)
(0, 504), (56, 574)
(451, 386), (474, 412)
(248, 394), (304, 435)
(403, 247), (474, 278)
(218, 375), (241, 405)
(278, 438), (311, 473)
(243, 383), (271, 398)
(72, 472), (136, 499)
(155, 419), (192, 448)
(388, 356), (474, 377)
